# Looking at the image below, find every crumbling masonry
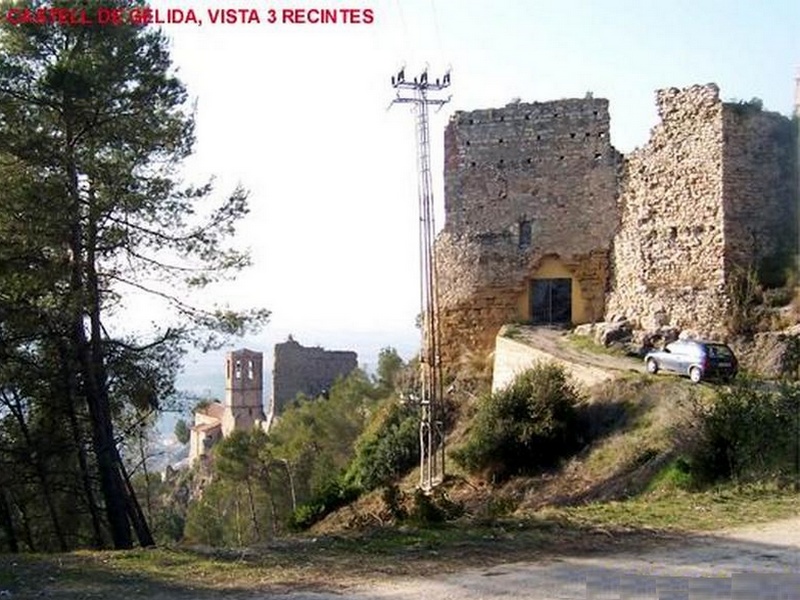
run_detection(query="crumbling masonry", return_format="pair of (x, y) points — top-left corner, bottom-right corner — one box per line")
(270, 337), (357, 419)
(437, 83), (799, 366)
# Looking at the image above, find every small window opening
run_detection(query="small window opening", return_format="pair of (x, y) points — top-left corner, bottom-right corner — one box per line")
(570, 132), (576, 139)
(247, 360), (254, 380)
(234, 360), (242, 379)
(518, 220), (532, 249)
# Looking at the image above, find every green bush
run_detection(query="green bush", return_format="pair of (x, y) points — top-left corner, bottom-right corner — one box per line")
(407, 488), (463, 526)
(381, 484), (407, 521)
(345, 401), (420, 491)
(453, 363), (583, 481)
(288, 476), (360, 531)
(691, 380), (800, 485)
(646, 457), (696, 493)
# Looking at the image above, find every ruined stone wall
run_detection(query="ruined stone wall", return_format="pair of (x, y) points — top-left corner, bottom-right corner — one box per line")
(271, 338), (357, 418)
(606, 84), (729, 332)
(607, 84), (799, 333)
(437, 98), (619, 366)
(437, 82), (797, 371)
(721, 103), (798, 284)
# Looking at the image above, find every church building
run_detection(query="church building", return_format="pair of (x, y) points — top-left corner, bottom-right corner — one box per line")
(188, 348), (267, 464)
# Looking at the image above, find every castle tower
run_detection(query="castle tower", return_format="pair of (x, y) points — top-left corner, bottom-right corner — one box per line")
(221, 348), (266, 436)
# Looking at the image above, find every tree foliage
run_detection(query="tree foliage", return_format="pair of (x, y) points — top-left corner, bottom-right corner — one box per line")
(267, 368), (381, 501)
(345, 400), (419, 491)
(185, 352), (420, 541)
(174, 419), (190, 445)
(376, 347), (404, 393)
(690, 380), (800, 485)
(184, 429), (291, 545)
(453, 363), (583, 481)
(0, 0), (266, 551)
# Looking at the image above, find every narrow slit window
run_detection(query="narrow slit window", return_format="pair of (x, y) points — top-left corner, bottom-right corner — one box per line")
(519, 220), (532, 249)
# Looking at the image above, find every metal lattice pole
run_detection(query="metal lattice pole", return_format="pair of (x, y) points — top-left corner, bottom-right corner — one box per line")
(391, 68), (451, 491)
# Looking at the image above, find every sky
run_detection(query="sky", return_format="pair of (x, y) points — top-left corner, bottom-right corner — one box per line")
(127, 0), (800, 400)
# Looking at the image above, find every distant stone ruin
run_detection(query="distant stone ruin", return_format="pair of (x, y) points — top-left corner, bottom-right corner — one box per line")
(270, 336), (358, 420)
(187, 339), (358, 464)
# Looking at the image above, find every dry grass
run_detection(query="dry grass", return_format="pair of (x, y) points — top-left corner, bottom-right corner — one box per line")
(0, 522), (675, 599)
(3, 480), (798, 599)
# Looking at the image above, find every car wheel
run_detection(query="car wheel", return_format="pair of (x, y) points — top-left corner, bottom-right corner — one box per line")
(689, 367), (702, 384)
(646, 358), (659, 375)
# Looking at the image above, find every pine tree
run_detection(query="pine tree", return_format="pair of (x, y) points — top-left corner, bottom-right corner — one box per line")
(0, 0), (268, 549)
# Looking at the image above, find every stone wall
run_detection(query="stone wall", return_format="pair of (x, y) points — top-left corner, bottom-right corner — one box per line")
(721, 102), (798, 284)
(606, 84), (729, 331)
(437, 98), (620, 366)
(271, 337), (357, 418)
(437, 83), (797, 372)
(607, 84), (798, 333)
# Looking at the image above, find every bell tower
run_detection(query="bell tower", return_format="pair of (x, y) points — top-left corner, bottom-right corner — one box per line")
(222, 348), (266, 436)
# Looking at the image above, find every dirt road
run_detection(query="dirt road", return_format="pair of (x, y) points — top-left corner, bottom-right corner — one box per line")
(493, 326), (644, 391)
(268, 516), (800, 599)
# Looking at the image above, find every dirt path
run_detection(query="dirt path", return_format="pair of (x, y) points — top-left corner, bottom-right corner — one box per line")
(493, 326), (643, 391)
(518, 326), (643, 373)
(267, 516), (800, 599)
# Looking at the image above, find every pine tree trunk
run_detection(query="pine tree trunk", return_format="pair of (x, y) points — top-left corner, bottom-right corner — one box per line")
(8, 396), (68, 551)
(118, 455), (156, 547)
(0, 490), (18, 553)
(66, 151), (132, 551)
(245, 478), (261, 540)
(14, 494), (36, 552)
(60, 343), (104, 549)
(85, 188), (155, 549)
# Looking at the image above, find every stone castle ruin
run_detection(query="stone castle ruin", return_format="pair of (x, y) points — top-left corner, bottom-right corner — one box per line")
(437, 83), (800, 365)
(271, 336), (357, 418)
(188, 339), (357, 464)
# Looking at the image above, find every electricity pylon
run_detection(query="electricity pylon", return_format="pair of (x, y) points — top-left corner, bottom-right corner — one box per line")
(390, 67), (451, 491)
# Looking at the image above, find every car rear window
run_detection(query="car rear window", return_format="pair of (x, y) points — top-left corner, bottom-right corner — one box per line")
(706, 344), (733, 359)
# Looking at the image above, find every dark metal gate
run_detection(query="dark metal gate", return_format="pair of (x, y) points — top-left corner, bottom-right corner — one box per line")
(530, 278), (572, 325)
